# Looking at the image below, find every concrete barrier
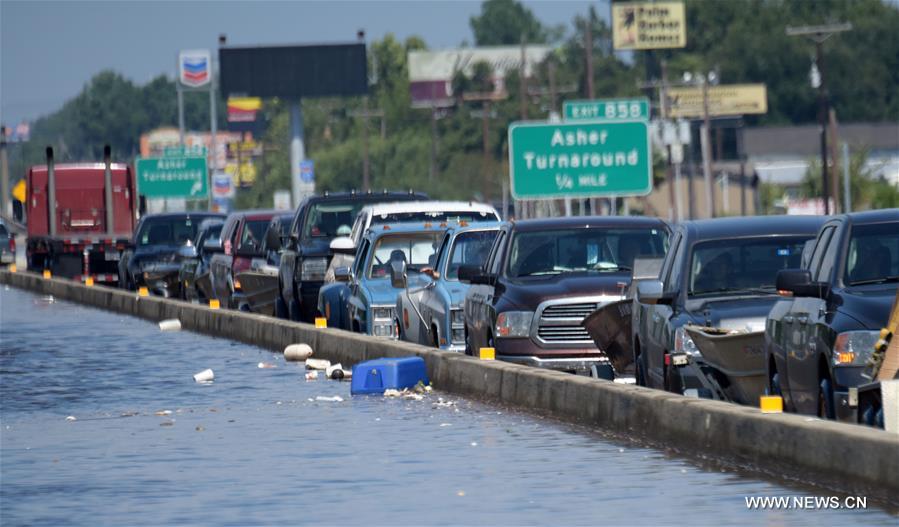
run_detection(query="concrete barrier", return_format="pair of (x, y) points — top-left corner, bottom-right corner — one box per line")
(3, 269), (898, 504)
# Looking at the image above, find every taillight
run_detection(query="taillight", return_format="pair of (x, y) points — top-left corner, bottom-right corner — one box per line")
(233, 256), (252, 274)
(9, 235), (15, 253)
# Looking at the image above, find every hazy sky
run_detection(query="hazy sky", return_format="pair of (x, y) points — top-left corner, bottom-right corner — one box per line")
(1, 0), (604, 126)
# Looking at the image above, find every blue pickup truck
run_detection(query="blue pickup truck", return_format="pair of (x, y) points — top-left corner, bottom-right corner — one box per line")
(395, 222), (500, 351)
(317, 223), (449, 337)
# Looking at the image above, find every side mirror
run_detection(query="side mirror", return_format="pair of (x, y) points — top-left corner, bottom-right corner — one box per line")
(636, 279), (670, 305)
(390, 260), (408, 289)
(776, 269), (829, 298)
(265, 227), (281, 252)
(203, 237), (223, 253)
(330, 236), (356, 255)
(334, 266), (351, 283)
(178, 245), (198, 258)
(457, 264), (482, 283)
(471, 273), (496, 286)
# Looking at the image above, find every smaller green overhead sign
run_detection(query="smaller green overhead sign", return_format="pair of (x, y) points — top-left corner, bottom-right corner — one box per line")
(508, 120), (651, 199)
(563, 97), (650, 122)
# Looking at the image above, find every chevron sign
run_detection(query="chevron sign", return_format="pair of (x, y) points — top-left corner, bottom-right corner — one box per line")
(179, 50), (211, 88)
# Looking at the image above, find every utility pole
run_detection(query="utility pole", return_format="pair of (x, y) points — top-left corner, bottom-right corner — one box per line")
(349, 103), (386, 192)
(786, 23), (852, 216)
(0, 126), (9, 219)
(584, 13), (595, 215)
(465, 92), (498, 202)
(701, 76), (715, 218)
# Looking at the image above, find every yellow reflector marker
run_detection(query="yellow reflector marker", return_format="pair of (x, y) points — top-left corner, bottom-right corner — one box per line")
(138, 286), (149, 297)
(760, 395), (783, 413)
(42, 269), (52, 279)
(209, 299), (220, 310)
(315, 317), (327, 328)
(837, 351), (855, 364)
(479, 347), (495, 360)
(85, 277), (95, 287)
(8, 264), (16, 273)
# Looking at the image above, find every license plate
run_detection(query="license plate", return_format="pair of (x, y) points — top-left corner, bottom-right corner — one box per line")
(105, 252), (121, 261)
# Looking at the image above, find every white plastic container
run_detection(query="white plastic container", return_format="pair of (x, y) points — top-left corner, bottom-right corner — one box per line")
(284, 343), (314, 361)
(159, 319), (182, 332)
(193, 369), (214, 383)
(305, 358), (331, 370)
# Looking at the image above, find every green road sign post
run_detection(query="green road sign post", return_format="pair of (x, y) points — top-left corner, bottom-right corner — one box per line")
(508, 120), (651, 199)
(563, 97), (650, 122)
(135, 156), (209, 199)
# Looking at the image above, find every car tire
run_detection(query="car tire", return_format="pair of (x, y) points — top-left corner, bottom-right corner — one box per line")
(275, 293), (288, 319)
(634, 344), (647, 387)
(817, 376), (835, 420)
(464, 325), (473, 356)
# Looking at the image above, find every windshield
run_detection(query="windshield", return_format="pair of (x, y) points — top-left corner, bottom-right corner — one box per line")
(137, 216), (207, 246)
(507, 227), (668, 278)
(844, 221), (899, 286)
(366, 232), (442, 279)
(303, 201), (362, 239)
(689, 236), (810, 297)
(370, 210), (498, 226)
(445, 230), (499, 280)
(239, 220), (269, 252)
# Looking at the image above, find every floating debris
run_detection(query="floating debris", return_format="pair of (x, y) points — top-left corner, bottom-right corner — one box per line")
(284, 343), (314, 361)
(315, 395), (344, 402)
(155, 410), (172, 416)
(439, 423), (452, 427)
(193, 369), (214, 383)
(305, 371), (320, 381)
(326, 362), (352, 380)
(305, 358), (331, 370)
(195, 426), (205, 432)
(257, 362), (276, 369)
(65, 416), (77, 422)
(384, 389), (402, 397)
(159, 420), (175, 427)
(457, 490), (466, 497)
(470, 441), (478, 447)
(158, 319), (182, 332)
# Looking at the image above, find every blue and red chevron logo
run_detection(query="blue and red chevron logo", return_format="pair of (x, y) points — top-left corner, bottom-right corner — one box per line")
(180, 51), (210, 87)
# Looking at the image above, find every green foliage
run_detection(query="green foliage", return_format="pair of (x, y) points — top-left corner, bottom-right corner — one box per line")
(470, 0), (547, 45)
(801, 148), (899, 211)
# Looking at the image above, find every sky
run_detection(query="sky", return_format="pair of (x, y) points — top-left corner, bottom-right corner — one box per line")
(1, 0), (605, 126)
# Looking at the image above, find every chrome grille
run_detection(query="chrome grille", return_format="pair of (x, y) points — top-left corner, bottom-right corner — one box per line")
(541, 302), (598, 319)
(537, 326), (592, 342)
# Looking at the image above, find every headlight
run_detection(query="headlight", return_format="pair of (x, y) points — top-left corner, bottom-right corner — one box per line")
(451, 308), (464, 326)
(300, 257), (328, 281)
(674, 326), (700, 357)
(495, 311), (533, 338)
(373, 320), (397, 338)
(833, 330), (879, 366)
(452, 327), (465, 344)
(371, 306), (395, 321)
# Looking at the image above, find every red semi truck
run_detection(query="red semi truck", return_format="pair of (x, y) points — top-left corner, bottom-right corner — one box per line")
(26, 147), (138, 284)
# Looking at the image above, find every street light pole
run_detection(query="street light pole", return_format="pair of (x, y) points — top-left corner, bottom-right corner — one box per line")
(786, 23), (852, 216)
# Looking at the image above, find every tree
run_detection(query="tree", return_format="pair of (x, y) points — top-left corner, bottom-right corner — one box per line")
(470, 0), (546, 46)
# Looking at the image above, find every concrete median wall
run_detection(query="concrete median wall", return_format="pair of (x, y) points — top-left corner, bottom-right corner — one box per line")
(3, 270), (898, 504)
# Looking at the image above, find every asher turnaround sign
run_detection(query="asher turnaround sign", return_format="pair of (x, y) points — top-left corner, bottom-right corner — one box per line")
(508, 121), (651, 200)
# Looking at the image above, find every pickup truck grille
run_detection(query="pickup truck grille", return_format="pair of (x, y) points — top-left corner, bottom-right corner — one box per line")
(541, 303), (598, 319)
(534, 297), (621, 348)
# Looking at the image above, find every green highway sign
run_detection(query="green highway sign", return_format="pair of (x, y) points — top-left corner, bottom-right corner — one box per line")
(163, 145), (207, 157)
(508, 120), (651, 199)
(135, 156), (209, 199)
(563, 97), (650, 122)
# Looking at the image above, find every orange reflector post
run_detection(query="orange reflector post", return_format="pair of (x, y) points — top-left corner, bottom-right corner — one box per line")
(315, 317), (327, 329)
(8, 264), (16, 273)
(85, 277), (95, 287)
(479, 347), (495, 360)
(138, 286), (149, 297)
(209, 299), (220, 310)
(42, 269), (52, 279)
(760, 395), (783, 414)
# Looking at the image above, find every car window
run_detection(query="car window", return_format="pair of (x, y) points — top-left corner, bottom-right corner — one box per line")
(506, 227), (668, 278)
(0, 224), (7, 236)
(815, 229), (842, 283)
(350, 211), (367, 245)
(662, 233), (683, 295)
(446, 230), (499, 280)
(136, 216), (201, 246)
(303, 201), (362, 239)
(807, 226), (835, 276)
(843, 221), (899, 286)
(433, 232), (452, 269)
(366, 232), (442, 279)
(353, 239), (370, 278)
(238, 220), (269, 252)
(688, 236), (811, 297)
(488, 231), (507, 275)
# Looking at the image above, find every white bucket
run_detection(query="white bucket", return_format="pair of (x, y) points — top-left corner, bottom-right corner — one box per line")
(159, 319), (182, 332)
(193, 368), (214, 383)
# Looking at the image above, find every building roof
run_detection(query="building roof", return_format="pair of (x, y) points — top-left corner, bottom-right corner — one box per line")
(743, 123), (899, 158)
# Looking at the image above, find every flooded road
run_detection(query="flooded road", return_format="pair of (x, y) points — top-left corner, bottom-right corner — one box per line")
(1, 286), (894, 525)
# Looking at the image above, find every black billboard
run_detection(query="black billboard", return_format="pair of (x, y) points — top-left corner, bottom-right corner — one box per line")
(219, 42), (368, 99)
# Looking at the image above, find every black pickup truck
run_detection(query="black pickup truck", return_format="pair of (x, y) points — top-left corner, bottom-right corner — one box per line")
(461, 216), (669, 376)
(276, 191), (426, 322)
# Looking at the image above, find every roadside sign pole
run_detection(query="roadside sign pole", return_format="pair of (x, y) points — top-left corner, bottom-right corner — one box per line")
(209, 62), (218, 211)
(289, 100), (306, 208)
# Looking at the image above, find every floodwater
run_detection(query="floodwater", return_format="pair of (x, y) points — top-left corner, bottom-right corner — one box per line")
(0, 286), (894, 525)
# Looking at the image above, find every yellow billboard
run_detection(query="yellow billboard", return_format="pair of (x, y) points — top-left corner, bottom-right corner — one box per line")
(667, 84), (768, 118)
(613, 1), (686, 50)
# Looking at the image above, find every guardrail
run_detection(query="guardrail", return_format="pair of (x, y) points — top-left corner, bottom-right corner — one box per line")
(2, 269), (897, 505)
